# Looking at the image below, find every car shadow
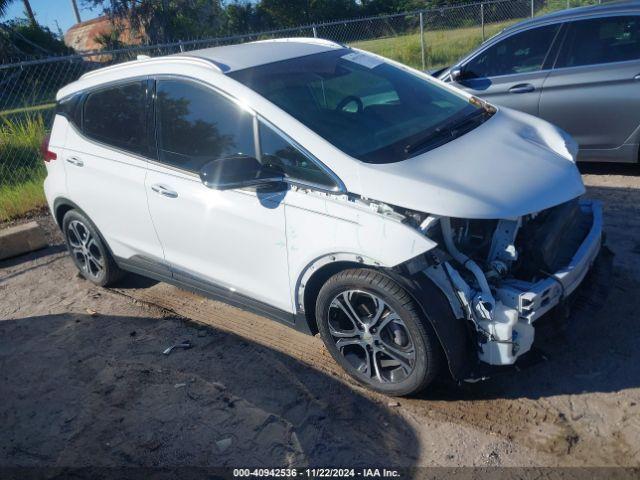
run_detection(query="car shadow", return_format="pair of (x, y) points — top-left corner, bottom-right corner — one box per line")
(0, 312), (420, 468)
(578, 161), (640, 177)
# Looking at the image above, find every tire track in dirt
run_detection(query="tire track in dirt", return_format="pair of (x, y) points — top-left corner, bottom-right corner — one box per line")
(112, 282), (582, 461)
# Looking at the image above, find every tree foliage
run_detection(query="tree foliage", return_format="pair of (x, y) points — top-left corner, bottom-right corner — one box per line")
(0, 18), (72, 61)
(80, 0), (468, 45)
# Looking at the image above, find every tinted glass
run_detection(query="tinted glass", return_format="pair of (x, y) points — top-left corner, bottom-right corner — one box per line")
(230, 49), (480, 164)
(464, 24), (560, 78)
(307, 66), (399, 112)
(57, 93), (82, 128)
(156, 79), (256, 172)
(556, 16), (640, 68)
(259, 121), (337, 189)
(83, 81), (149, 156)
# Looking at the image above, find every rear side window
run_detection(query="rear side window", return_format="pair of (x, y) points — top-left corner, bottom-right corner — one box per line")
(155, 79), (256, 172)
(82, 81), (149, 156)
(463, 24), (560, 78)
(555, 15), (640, 68)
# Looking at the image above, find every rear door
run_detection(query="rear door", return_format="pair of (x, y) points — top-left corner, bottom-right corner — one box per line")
(451, 23), (562, 115)
(64, 79), (165, 264)
(539, 14), (640, 161)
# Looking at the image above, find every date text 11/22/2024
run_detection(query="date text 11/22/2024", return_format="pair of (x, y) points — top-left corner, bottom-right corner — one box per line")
(233, 468), (401, 477)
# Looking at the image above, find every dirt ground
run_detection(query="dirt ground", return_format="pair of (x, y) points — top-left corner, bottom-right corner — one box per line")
(1, 163), (639, 469)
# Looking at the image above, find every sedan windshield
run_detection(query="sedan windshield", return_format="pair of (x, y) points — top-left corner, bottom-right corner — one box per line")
(229, 48), (491, 164)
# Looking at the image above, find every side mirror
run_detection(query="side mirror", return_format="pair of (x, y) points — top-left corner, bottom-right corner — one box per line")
(199, 154), (284, 190)
(450, 67), (463, 82)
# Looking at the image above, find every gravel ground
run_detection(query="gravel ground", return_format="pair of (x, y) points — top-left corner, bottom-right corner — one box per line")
(0, 163), (639, 468)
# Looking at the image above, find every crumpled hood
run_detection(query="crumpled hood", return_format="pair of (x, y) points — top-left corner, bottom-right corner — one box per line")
(356, 107), (585, 219)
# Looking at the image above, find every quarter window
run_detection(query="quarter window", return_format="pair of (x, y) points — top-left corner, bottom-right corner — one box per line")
(555, 16), (640, 68)
(82, 81), (149, 156)
(155, 79), (256, 172)
(259, 121), (337, 190)
(463, 24), (560, 79)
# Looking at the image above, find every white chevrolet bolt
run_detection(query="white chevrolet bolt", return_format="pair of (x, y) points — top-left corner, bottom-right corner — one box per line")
(43, 38), (604, 396)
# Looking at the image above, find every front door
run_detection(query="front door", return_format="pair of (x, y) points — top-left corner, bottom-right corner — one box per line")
(145, 78), (293, 312)
(452, 23), (562, 116)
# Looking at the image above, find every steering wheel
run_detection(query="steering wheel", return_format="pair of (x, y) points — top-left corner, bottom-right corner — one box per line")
(336, 95), (363, 114)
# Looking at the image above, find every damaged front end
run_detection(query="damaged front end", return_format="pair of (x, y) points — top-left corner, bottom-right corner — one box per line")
(402, 197), (606, 374)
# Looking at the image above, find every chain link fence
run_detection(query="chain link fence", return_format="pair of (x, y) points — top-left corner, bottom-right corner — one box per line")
(0, 0), (603, 220)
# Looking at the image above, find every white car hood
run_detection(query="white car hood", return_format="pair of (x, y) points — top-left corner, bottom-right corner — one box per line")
(356, 107), (585, 219)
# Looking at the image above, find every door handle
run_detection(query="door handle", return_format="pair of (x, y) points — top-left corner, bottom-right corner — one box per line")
(634, 74), (640, 80)
(66, 156), (84, 167)
(508, 83), (535, 94)
(151, 184), (178, 198)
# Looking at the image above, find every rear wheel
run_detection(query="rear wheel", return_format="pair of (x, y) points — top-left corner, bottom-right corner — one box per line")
(62, 210), (123, 287)
(316, 268), (440, 396)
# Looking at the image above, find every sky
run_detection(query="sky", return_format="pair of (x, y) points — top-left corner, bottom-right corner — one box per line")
(3, 0), (102, 34)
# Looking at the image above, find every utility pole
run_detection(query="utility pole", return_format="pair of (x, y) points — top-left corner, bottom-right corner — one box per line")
(70, 0), (81, 24)
(22, 0), (36, 26)
(161, 0), (169, 42)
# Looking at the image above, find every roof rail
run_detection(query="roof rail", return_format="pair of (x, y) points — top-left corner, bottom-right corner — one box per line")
(251, 37), (345, 48)
(79, 55), (222, 80)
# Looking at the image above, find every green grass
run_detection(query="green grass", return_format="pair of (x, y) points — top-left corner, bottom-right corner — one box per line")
(352, 19), (518, 70)
(0, 176), (47, 222)
(0, 114), (48, 222)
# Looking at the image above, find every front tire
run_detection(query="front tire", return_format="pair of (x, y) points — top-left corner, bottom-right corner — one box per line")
(62, 210), (123, 287)
(316, 268), (440, 396)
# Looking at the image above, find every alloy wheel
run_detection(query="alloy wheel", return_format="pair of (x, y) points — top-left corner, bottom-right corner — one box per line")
(66, 220), (104, 280)
(327, 289), (416, 384)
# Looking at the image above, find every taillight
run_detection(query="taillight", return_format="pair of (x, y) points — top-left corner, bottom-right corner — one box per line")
(40, 134), (57, 162)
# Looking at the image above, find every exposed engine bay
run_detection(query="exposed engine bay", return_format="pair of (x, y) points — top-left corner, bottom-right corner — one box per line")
(396, 196), (602, 367)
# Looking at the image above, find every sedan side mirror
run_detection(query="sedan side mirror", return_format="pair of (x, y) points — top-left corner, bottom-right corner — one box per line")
(199, 154), (285, 190)
(450, 67), (463, 82)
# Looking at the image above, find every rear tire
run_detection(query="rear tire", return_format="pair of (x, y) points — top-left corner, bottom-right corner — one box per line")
(62, 210), (124, 287)
(316, 268), (440, 396)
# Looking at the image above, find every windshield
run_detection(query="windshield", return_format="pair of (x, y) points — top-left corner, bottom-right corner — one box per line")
(229, 48), (489, 164)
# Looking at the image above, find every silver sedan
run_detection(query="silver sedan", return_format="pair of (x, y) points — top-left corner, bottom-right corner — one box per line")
(438, 1), (640, 163)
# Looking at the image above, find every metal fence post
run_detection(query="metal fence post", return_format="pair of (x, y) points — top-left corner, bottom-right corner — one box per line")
(566, 0), (570, 9)
(531, 0), (534, 18)
(312, 25), (318, 38)
(419, 11), (426, 71)
(481, 3), (485, 42)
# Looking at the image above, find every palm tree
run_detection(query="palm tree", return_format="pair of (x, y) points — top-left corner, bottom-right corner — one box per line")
(0, 0), (13, 18)
(22, 0), (36, 26)
(0, 0), (37, 26)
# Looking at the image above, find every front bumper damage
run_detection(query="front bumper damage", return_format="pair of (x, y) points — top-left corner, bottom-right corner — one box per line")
(420, 199), (611, 379)
(496, 200), (603, 324)
(473, 200), (604, 367)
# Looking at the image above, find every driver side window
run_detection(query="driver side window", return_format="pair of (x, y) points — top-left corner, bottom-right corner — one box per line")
(463, 24), (560, 79)
(259, 121), (338, 190)
(156, 79), (256, 173)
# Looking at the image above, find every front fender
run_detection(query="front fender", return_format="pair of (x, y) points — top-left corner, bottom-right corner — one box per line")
(285, 194), (437, 313)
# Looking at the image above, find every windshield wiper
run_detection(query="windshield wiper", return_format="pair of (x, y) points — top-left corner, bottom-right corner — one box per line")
(403, 108), (490, 156)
